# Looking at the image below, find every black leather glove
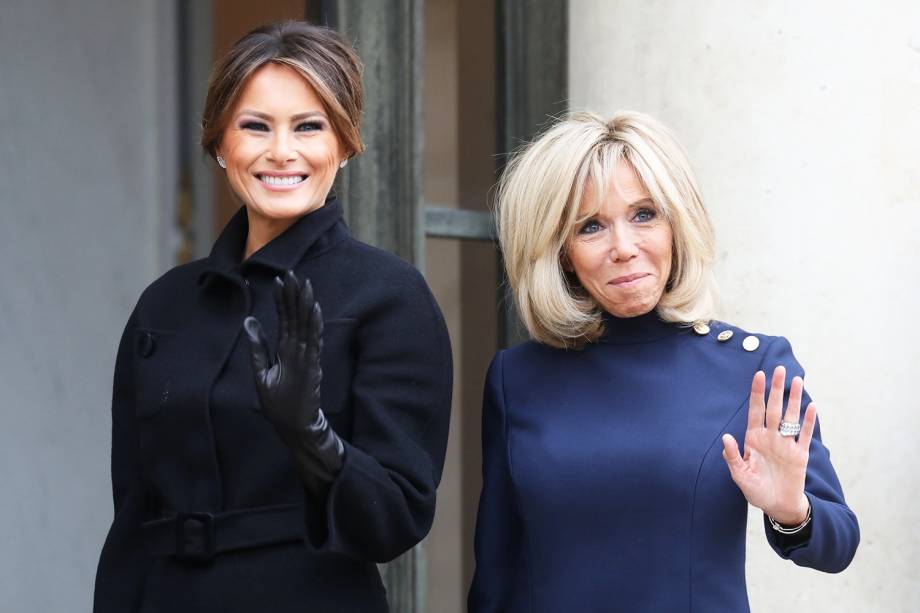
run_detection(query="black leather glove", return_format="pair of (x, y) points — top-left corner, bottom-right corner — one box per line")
(243, 271), (345, 494)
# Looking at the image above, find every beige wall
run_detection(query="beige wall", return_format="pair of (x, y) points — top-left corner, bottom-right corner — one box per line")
(570, 1), (920, 610)
(0, 1), (180, 609)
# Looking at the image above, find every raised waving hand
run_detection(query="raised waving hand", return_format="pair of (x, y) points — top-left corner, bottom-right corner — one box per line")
(721, 366), (817, 526)
(243, 270), (344, 491)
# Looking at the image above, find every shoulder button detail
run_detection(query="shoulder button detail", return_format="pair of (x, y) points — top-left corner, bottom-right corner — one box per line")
(742, 335), (760, 352)
(717, 330), (733, 342)
(692, 321), (710, 336)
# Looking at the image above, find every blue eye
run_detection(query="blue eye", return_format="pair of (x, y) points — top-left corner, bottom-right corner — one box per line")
(578, 219), (602, 235)
(241, 121), (269, 132)
(633, 208), (657, 223)
(295, 121), (324, 132)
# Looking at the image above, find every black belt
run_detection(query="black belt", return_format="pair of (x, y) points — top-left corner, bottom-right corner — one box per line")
(142, 502), (305, 562)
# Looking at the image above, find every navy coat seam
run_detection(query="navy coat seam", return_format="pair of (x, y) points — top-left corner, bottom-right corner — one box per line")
(498, 351), (535, 613)
(687, 389), (752, 612)
(687, 338), (771, 612)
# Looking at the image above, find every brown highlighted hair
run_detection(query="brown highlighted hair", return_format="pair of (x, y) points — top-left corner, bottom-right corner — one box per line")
(201, 20), (364, 161)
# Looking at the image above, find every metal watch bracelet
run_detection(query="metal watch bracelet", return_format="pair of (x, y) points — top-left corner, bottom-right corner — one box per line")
(768, 499), (812, 534)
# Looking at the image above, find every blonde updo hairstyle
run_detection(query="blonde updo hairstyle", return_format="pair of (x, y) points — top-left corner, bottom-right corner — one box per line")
(496, 111), (717, 349)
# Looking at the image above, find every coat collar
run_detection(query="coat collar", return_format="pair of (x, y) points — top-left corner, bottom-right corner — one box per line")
(198, 195), (344, 286)
(599, 310), (682, 344)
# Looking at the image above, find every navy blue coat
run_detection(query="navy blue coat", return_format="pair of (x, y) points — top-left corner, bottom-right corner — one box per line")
(469, 312), (858, 612)
(94, 199), (452, 612)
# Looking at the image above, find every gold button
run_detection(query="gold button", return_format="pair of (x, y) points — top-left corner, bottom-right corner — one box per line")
(693, 321), (710, 335)
(742, 335), (760, 352)
(717, 330), (733, 342)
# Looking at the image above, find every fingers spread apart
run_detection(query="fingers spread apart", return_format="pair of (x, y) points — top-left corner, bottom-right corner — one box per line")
(243, 316), (272, 375)
(721, 433), (745, 471)
(765, 366), (786, 430)
(782, 375), (805, 428)
(297, 277), (316, 345)
(747, 370), (766, 430)
(798, 402), (817, 449)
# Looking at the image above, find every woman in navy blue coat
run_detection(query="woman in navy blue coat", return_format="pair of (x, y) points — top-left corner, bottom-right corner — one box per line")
(469, 111), (858, 612)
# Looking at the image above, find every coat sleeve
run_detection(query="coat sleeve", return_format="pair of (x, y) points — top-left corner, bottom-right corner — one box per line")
(757, 336), (860, 573)
(303, 271), (453, 563)
(93, 310), (152, 612)
(468, 352), (529, 613)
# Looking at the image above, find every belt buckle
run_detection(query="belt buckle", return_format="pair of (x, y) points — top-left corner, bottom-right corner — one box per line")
(175, 512), (215, 562)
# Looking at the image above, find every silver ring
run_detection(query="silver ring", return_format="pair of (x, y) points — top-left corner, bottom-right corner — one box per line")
(779, 421), (801, 437)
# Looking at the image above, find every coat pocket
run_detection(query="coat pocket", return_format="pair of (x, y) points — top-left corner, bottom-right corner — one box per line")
(132, 327), (178, 420)
(320, 318), (358, 415)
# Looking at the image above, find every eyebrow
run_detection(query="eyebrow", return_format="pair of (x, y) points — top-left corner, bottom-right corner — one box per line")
(628, 197), (656, 207)
(236, 109), (328, 121)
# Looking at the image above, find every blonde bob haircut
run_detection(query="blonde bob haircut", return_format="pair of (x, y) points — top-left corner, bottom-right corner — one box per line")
(496, 111), (717, 349)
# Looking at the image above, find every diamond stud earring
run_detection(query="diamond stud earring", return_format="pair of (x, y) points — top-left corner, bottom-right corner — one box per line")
(216, 155), (227, 169)
(339, 159), (348, 169)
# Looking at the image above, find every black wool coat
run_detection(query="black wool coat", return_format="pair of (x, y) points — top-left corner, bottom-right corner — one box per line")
(93, 199), (453, 613)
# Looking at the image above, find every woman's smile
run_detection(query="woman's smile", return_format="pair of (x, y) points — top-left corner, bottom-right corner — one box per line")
(256, 172), (309, 190)
(609, 272), (652, 287)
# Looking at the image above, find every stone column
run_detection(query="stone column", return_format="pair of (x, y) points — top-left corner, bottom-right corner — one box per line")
(331, 0), (425, 270)
(496, 0), (568, 347)
(326, 2), (427, 611)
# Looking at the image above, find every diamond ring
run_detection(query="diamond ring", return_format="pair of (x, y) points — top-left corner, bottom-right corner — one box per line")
(779, 421), (801, 437)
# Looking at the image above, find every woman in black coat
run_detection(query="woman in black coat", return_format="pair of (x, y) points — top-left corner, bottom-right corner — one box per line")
(93, 21), (452, 613)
